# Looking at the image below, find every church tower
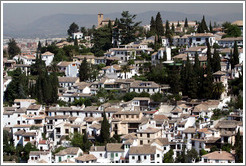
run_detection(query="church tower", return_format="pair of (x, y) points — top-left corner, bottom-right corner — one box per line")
(98, 13), (104, 27)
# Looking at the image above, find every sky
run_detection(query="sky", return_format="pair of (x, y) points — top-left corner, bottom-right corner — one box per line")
(3, 2), (243, 25)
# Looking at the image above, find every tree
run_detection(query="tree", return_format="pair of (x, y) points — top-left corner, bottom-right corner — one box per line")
(82, 131), (91, 152)
(223, 24), (241, 38)
(100, 112), (110, 144)
(177, 20), (181, 27)
(184, 18), (188, 27)
(71, 132), (83, 149)
(232, 41), (239, 69)
(8, 38), (21, 59)
(4, 68), (29, 104)
(37, 41), (42, 52)
(22, 142), (38, 161)
(197, 15), (208, 33)
(121, 65), (130, 79)
(74, 36), (78, 46)
(209, 21), (213, 32)
(119, 11), (141, 44)
(80, 26), (88, 36)
(155, 12), (164, 36)
(165, 20), (173, 46)
(146, 64), (168, 84)
(212, 82), (225, 99)
(168, 66), (181, 95)
(79, 58), (90, 82)
(91, 26), (112, 56)
(235, 128), (243, 163)
(171, 23), (175, 32)
(150, 16), (156, 33)
(163, 149), (174, 163)
(67, 22), (79, 36)
(186, 148), (198, 163)
(212, 48), (221, 72)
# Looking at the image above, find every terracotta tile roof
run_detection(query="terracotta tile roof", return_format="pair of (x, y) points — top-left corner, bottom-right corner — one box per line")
(129, 145), (156, 155)
(55, 147), (81, 156)
(132, 97), (150, 101)
(123, 139), (134, 145)
(215, 120), (240, 129)
(22, 132), (36, 136)
(130, 81), (160, 88)
(150, 138), (169, 146)
(42, 51), (54, 56)
(171, 106), (182, 113)
(218, 37), (243, 41)
(58, 77), (79, 83)
(137, 127), (160, 134)
(37, 159), (48, 163)
(185, 46), (207, 52)
(189, 33), (214, 37)
(153, 115), (169, 121)
(27, 104), (42, 110)
(106, 143), (124, 152)
(121, 133), (137, 140)
(199, 56), (207, 61)
(173, 54), (187, 61)
(38, 139), (47, 144)
(114, 111), (140, 115)
(89, 123), (101, 130)
(57, 61), (74, 67)
(14, 130), (25, 135)
(183, 127), (196, 133)
(212, 71), (226, 76)
(14, 99), (36, 103)
(105, 107), (122, 112)
(193, 104), (209, 113)
(90, 146), (106, 152)
(75, 154), (97, 162)
(202, 151), (235, 161)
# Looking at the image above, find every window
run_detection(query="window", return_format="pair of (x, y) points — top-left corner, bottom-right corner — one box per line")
(147, 133), (150, 138)
(100, 153), (102, 157)
(157, 154), (160, 158)
(8, 115), (10, 118)
(17, 136), (19, 140)
(65, 129), (69, 134)
(131, 115), (134, 118)
(116, 153), (118, 157)
(196, 38), (201, 41)
(140, 133), (142, 137)
(126, 115), (129, 118)
(144, 156), (147, 159)
(164, 147), (166, 150)
(140, 140), (143, 145)
(132, 156), (135, 159)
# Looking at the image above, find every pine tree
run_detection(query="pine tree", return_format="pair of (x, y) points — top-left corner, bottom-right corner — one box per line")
(184, 18), (188, 28)
(100, 112), (110, 144)
(155, 12), (164, 36)
(150, 16), (156, 33)
(212, 48), (221, 72)
(79, 58), (89, 81)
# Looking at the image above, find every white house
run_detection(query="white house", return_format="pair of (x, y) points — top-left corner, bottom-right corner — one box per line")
(41, 51), (54, 66)
(57, 61), (78, 77)
(13, 54), (36, 65)
(75, 154), (97, 163)
(13, 99), (36, 108)
(151, 47), (171, 65)
(102, 65), (137, 79)
(217, 37), (243, 48)
(129, 81), (160, 95)
(28, 151), (52, 163)
(89, 146), (108, 163)
(200, 151), (235, 163)
(72, 32), (83, 40)
(188, 33), (215, 47)
(55, 147), (83, 163)
(128, 145), (163, 163)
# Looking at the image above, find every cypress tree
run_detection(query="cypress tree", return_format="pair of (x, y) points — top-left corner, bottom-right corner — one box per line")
(206, 42), (212, 74)
(74, 36), (78, 46)
(197, 16), (208, 33)
(100, 112), (110, 144)
(233, 41), (239, 67)
(212, 48), (221, 72)
(177, 20), (181, 27)
(171, 23), (175, 32)
(184, 18), (188, 28)
(155, 12), (164, 36)
(79, 58), (89, 81)
(37, 41), (42, 52)
(150, 16), (156, 33)
(209, 21), (213, 32)
(168, 66), (181, 95)
(230, 49), (235, 69)
(165, 20), (170, 36)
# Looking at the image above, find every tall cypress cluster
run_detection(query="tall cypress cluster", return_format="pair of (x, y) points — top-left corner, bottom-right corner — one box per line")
(197, 16), (209, 33)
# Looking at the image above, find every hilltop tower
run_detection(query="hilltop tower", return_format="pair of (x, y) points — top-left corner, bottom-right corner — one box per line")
(98, 13), (104, 27)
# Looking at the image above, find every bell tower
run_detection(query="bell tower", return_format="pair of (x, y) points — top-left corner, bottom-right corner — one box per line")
(98, 13), (104, 27)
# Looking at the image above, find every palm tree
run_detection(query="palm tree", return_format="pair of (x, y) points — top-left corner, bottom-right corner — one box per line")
(121, 65), (130, 79)
(212, 82), (225, 99)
